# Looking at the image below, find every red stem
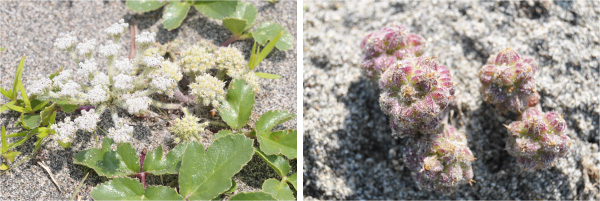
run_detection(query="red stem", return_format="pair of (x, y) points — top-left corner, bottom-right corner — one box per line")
(76, 106), (96, 111)
(220, 35), (241, 47)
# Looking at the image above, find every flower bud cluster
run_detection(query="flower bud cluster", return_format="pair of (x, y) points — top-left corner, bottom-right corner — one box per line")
(403, 126), (475, 194)
(169, 108), (209, 143)
(505, 108), (571, 170)
(190, 73), (226, 108)
(50, 117), (77, 147)
(108, 119), (134, 144)
(478, 48), (539, 113)
(360, 25), (425, 80)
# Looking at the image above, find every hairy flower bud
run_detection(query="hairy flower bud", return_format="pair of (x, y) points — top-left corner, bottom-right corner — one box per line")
(506, 107), (571, 170)
(54, 32), (77, 51)
(180, 44), (216, 74)
(169, 108), (209, 143)
(360, 24), (425, 80)
(190, 74), (226, 108)
(478, 48), (539, 113)
(379, 57), (454, 137)
(403, 126), (475, 194)
(108, 119), (134, 144)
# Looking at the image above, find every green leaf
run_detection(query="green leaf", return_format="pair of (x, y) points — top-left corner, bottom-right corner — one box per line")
(0, 87), (13, 100)
(30, 99), (49, 112)
(287, 173), (297, 190)
(255, 110), (295, 136)
(255, 149), (291, 178)
(256, 31), (282, 66)
(223, 18), (248, 35)
(0, 163), (8, 170)
(262, 179), (295, 200)
(142, 143), (186, 175)
(212, 130), (233, 142)
(162, 1), (191, 31)
(1, 126), (7, 153)
(179, 134), (254, 200)
(229, 2), (257, 31)
(40, 103), (57, 126)
(22, 114), (41, 130)
(258, 130), (297, 159)
(91, 177), (183, 200)
(248, 41), (259, 70)
(126, 0), (168, 12)
(224, 179), (237, 194)
(2, 151), (21, 163)
(73, 138), (139, 178)
(255, 72), (281, 79)
(12, 56), (25, 101)
(217, 79), (255, 130)
(6, 131), (28, 138)
(4, 102), (24, 113)
(251, 22), (293, 51)
(18, 79), (31, 111)
(193, 1), (237, 20)
(56, 101), (78, 113)
(7, 130), (35, 150)
(230, 192), (276, 200)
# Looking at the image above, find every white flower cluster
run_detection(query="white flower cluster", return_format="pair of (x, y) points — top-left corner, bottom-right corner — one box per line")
(50, 117), (77, 144)
(74, 109), (100, 132)
(27, 76), (52, 96)
(104, 19), (128, 37)
(77, 58), (97, 77)
(143, 54), (163, 68)
(76, 39), (96, 56)
(180, 45), (215, 74)
(59, 80), (81, 98)
(87, 85), (108, 104)
(91, 72), (109, 86)
(123, 93), (151, 115)
(108, 120), (134, 144)
(149, 60), (182, 97)
(99, 43), (120, 57)
(136, 31), (156, 47)
(113, 74), (135, 91)
(190, 73), (226, 107)
(115, 58), (136, 74)
(52, 69), (73, 88)
(54, 32), (77, 51)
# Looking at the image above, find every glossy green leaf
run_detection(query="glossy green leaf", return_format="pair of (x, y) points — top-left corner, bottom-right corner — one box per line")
(287, 173), (297, 190)
(255, 149), (290, 178)
(126, 0), (167, 12)
(193, 1), (237, 20)
(142, 143), (186, 175)
(262, 179), (295, 200)
(2, 151), (21, 163)
(212, 129), (233, 142)
(224, 179), (237, 194)
(218, 79), (255, 130)
(56, 101), (78, 113)
(230, 192), (276, 200)
(258, 130), (297, 159)
(229, 2), (257, 31)
(223, 18), (248, 35)
(12, 56), (25, 101)
(22, 114), (41, 130)
(91, 177), (183, 200)
(179, 134), (254, 200)
(251, 22), (293, 51)
(162, 1), (191, 31)
(255, 110), (295, 136)
(255, 72), (281, 79)
(73, 138), (139, 178)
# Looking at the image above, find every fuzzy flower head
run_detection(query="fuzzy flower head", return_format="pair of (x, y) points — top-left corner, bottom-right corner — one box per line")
(180, 45), (216, 74)
(360, 24), (425, 80)
(52, 69), (73, 88)
(170, 108), (209, 143)
(87, 85), (109, 104)
(59, 80), (81, 98)
(104, 19), (128, 38)
(27, 76), (52, 96)
(403, 126), (475, 194)
(54, 32), (77, 51)
(143, 54), (164, 68)
(123, 93), (152, 116)
(190, 74), (226, 107)
(115, 57), (136, 74)
(241, 71), (260, 93)
(76, 38), (97, 56)
(478, 48), (539, 113)
(135, 31), (156, 47)
(74, 109), (100, 132)
(91, 72), (110, 86)
(108, 120), (134, 144)
(506, 107), (571, 170)
(379, 56), (455, 137)
(77, 58), (98, 77)
(151, 74), (177, 97)
(99, 43), (120, 57)
(50, 117), (77, 147)
(215, 46), (246, 73)
(113, 74), (135, 91)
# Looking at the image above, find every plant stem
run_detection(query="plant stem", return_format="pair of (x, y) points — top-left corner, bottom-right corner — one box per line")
(174, 88), (193, 104)
(69, 49), (79, 64)
(110, 106), (119, 126)
(138, 149), (148, 189)
(221, 34), (251, 47)
(75, 105), (96, 112)
(152, 100), (182, 110)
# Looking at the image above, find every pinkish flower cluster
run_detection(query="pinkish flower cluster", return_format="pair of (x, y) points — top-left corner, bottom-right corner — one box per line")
(478, 48), (539, 113)
(379, 56), (455, 137)
(403, 126), (475, 194)
(360, 25), (424, 80)
(505, 108), (571, 170)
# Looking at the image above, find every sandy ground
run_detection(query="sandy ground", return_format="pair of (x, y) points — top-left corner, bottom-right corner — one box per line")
(0, 0), (296, 199)
(304, 0), (599, 199)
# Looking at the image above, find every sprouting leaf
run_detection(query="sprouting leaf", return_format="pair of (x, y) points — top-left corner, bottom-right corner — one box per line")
(212, 130), (233, 142)
(2, 151), (21, 163)
(73, 138), (139, 178)
(0, 87), (13, 100)
(229, 2), (257, 31)
(223, 18), (248, 36)
(230, 192), (276, 200)
(179, 134), (254, 200)
(142, 143), (186, 175)
(258, 130), (297, 159)
(287, 173), (297, 190)
(162, 1), (191, 31)
(17, 78), (31, 111)
(4, 103), (24, 113)
(91, 177), (183, 200)
(255, 72), (281, 79)
(22, 114), (41, 130)
(255, 149), (291, 178)
(125, 0), (168, 12)
(256, 31), (282, 65)
(251, 22), (293, 51)
(12, 56), (25, 101)
(193, 1), (238, 20)
(262, 179), (295, 201)
(218, 79), (255, 130)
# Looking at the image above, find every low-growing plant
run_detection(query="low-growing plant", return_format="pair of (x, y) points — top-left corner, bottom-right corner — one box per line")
(125, 0), (293, 51)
